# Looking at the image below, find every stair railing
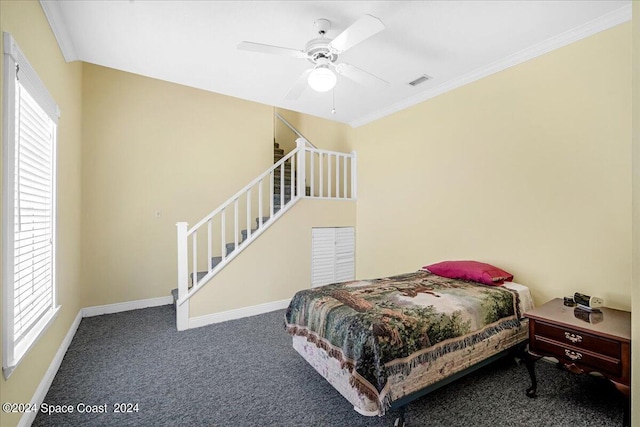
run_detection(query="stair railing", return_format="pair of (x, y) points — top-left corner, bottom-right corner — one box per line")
(275, 112), (317, 149)
(175, 139), (357, 330)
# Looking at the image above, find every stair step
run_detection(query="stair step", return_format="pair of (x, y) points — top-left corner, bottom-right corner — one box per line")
(273, 141), (279, 149)
(273, 163), (292, 170)
(190, 270), (208, 285)
(273, 172), (293, 180)
(255, 216), (270, 227)
(274, 195), (292, 205)
(187, 256), (224, 286)
(274, 147), (284, 156)
(273, 184), (293, 195)
(274, 152), (284, 161)
(273, 184), (311, 196)
(273, 175), (292, 184)
(254, 208), (282, 228)
(211, 256), (222, 269)
(226, 242), (237, 256)
(241, 228), (258, 241)
(274, 179), (292, 186)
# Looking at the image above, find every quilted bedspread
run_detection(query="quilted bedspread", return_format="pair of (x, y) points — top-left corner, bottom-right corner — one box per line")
(285, 271), (521, 412)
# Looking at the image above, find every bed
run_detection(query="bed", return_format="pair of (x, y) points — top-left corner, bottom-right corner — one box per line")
(285, 269), (534, 426)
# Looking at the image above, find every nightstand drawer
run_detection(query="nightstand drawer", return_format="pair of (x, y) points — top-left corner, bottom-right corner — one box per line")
(534, 336), (622, 377)
(535, 321), (620, 358)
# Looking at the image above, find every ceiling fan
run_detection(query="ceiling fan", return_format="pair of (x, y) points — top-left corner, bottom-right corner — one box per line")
(238, 15), (389, 99)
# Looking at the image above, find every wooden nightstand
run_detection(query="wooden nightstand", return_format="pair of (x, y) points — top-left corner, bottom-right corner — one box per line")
(524, 298), (631, 425)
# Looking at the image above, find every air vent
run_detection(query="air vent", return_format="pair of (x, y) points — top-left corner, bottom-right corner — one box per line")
(408, 74), (432, 86)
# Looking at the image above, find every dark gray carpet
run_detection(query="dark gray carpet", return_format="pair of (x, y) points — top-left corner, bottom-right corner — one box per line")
(33, 306), (625, 427)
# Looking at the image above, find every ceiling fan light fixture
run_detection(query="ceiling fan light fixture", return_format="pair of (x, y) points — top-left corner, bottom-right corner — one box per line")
(307, 65), (337, 92)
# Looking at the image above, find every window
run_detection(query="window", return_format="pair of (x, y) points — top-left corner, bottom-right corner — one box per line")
(2, 32), (60, 379)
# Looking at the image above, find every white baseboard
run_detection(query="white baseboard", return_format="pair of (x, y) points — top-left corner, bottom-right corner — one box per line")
(188, 298), (291, 329)
(82, 296), (173, 317)
(18, 310), (82, 427)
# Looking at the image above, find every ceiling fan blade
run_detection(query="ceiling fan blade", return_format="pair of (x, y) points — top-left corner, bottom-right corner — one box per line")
(334, 63), (388, 89)
(329, 15), (385, 54)
(285, 69), (312, 100)
(237, 41), (307, 59)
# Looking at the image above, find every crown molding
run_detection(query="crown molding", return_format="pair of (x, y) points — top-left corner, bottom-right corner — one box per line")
(39, 0), (78, 62)
(349, 4), (632, 128)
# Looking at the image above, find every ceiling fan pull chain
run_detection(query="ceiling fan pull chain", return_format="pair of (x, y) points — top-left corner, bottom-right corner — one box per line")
(332, 88), (336, 115)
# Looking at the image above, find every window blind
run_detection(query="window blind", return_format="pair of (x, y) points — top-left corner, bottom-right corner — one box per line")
(12, 79), (55, 345)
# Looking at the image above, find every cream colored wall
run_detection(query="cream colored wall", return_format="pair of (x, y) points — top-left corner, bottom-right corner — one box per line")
(0, 2), (83, 427)
(80, 64), (274, 307)
(276, 108), (354, 153)
(353, 23), (632, 311)
(190, 199), (355, 316)
(631, 2), (639, 424)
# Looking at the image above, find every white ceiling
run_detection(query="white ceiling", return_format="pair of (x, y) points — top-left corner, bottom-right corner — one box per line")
(41, 1), (631, 127)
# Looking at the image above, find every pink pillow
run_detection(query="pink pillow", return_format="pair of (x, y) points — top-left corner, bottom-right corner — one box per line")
(423, 260), (513, 286)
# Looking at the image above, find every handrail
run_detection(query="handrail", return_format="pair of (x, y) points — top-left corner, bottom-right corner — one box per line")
(276, 112), (317, 149)
(187, 147), (299, 235)
(175, 132), (358, 330)
(305, 146), (353, 156)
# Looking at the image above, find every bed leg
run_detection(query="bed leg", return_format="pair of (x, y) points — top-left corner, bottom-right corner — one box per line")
(393, 407), (406, 427)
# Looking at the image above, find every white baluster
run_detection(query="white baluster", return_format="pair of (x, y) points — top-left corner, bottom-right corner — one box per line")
(246, 188), (251, 241)
(270, 171), (274, 218)
(221, 208), (226, 261)
(297, 140), (305, 199)
(319, 153), (323, 197)
(280, 163), (284, 209)
(290, 155), (295, 197)
(192, 232), (198, 285)
(310, 151), (314, 197)
(351, 151), (357, 199)
(234, 198), (239, 250)
(258, 179), (263, 228)
(335, 155), (340, 198)
(328, 153), (332, 198)
(343, 154), (347, 199)
(207, 220), (212, 272)
(291, 138), (307, 197)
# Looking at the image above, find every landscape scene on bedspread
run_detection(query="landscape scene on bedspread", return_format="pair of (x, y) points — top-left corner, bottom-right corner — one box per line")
(285, 271), (521, 402)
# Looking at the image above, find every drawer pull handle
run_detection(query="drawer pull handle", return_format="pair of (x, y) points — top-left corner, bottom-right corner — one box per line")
(565, 349), (582, 361)
(564, 332), (583, 343)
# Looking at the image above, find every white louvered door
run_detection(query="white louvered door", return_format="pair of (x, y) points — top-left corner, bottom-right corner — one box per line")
(334, 228), (355, 282)
(311, 227), (354, 288)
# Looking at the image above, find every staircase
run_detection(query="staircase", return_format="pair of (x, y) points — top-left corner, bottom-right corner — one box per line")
(173, 113), (357, 330)
(171, 140), (307, 305)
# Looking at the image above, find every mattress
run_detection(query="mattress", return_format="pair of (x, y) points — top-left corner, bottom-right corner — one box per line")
(287, 273), (534, 416)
